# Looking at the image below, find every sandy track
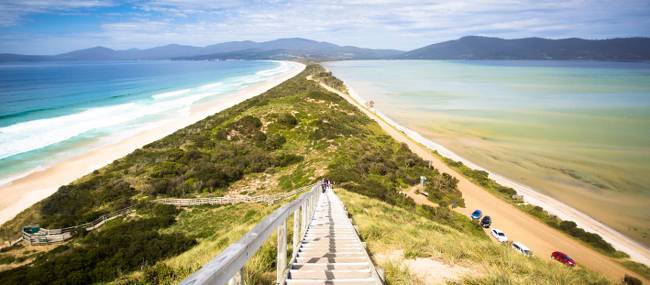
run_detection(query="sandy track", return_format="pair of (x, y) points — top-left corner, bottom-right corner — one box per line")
(316, 80), (648, 283)
(403, 185), (436, 208)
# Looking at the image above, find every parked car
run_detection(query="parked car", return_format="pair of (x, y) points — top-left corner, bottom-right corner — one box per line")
(480, 216), (491, 228)
(490, 228), (508, 243)
(471, 209), (482, 221)
(551, 251), (576, 267)
(512, 242), (532, 256)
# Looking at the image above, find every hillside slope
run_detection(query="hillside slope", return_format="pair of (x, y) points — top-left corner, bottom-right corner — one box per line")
(0, 65), (610, 284)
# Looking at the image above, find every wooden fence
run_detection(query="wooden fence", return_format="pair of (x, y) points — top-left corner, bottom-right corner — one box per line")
(2, 184), (314, 249)
(2, 206), (136, 247)
(154, 186), (310, 207)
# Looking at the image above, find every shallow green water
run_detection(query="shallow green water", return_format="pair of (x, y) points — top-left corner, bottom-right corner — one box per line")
(326, 60), (650, 245)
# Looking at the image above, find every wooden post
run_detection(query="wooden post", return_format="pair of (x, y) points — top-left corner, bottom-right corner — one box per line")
(301, 202), (308, 234)
(277, 219), (287, 284)
(228, 268), (243, 285)
(293, 209), (300, 252)
(308, 195), (312, 214)
(306, 197), (311, 222)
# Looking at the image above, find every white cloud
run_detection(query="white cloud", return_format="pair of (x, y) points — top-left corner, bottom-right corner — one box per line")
(0, 0), (115, 26)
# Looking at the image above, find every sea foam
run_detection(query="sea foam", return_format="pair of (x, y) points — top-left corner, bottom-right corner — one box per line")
(152, 88), (191, 99)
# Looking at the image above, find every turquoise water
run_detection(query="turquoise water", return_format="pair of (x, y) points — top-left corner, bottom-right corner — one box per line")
(326, 60), (650, 244)
(0, 60), (289, 185)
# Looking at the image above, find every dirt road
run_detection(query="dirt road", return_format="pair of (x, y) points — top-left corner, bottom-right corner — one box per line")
(316, 80), (648, 283)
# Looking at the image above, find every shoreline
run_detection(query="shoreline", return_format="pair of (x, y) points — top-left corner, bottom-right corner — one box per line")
(314, 76), (648, 280)
(0, 61), (305, 226)
(349, 87), (650, 265)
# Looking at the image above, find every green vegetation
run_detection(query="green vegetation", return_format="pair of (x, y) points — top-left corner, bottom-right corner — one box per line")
(622, 260), (650, 280)
(0, 204), (195, 284)
(440, 155), (629, 258)
(337, 189), (610, 285)
(305, 65), (348, 94)
(328, 138), (462, 209)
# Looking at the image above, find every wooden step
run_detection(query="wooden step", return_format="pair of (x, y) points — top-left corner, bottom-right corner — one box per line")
(285, 278), (378, 285)
(290, 262), (370, 271)
(289, 269), (372, 279)
(302, 238), (358, 243)
(296, 252), (366, 259)
(301, 245), (360, 250)
(300, 247), (361, 253)
(295, 256), (368, 264)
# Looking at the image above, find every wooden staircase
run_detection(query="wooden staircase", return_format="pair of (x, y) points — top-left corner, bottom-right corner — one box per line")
(179, 182), (382, 285)
(286, 190), (382, 285)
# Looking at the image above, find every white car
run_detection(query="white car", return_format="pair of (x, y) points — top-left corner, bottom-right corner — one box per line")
(512, 242), (532, 256)
(491, 228), (508, 243)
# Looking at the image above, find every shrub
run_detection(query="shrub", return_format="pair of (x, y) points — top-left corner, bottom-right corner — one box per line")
(623, 274), (642, 285)
(0, 215), (196, 285)
(265, 134), (286, 150)
(273, 154), (304, 167)
(277, 113), (298, 127)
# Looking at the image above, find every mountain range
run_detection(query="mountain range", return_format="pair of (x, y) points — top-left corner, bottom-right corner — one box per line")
(1, 36), (649, 62)
(400, 36), (650, 60)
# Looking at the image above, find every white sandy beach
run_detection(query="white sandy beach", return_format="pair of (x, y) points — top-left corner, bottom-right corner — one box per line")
(0, 61), (304, 226)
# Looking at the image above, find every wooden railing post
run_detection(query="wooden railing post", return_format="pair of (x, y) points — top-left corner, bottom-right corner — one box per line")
(301, 202), (308, 235)
(305, 197), (310, 224)
(293, 209), (300, 253)
(309, 194), (315, 218)
(308, 196), (313, 219)
(277, 219), (287, 284)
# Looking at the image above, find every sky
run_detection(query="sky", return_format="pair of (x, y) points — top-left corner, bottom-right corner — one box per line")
(1, 0), (649, 55)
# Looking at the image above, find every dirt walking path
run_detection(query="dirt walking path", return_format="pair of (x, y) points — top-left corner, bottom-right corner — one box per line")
(314, 80), (647, 283)
(403, 185), (437, 208)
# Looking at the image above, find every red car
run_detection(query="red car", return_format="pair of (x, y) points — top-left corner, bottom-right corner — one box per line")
(551, 251), (576, 267)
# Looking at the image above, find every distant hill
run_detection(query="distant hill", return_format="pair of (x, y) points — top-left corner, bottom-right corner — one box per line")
(400, 36), (650, 60)
(56, 46), (128, 60)
(179, 38), (403, 60)
(0, 54), (49, 62)
(0, 38), (402, 62)
(3, 36), (649, 62)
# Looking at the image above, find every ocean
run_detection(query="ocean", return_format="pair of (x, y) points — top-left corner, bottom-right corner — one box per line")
(325, 60), (650, 246)
(0, 60), (291, 187)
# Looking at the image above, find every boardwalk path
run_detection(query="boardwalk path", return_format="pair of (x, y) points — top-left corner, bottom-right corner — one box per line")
(180, 183), (382, 285)
(286, 189), (382, 284)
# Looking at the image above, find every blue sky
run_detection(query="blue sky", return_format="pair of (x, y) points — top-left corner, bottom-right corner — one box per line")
(1, 0), (649, 55)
